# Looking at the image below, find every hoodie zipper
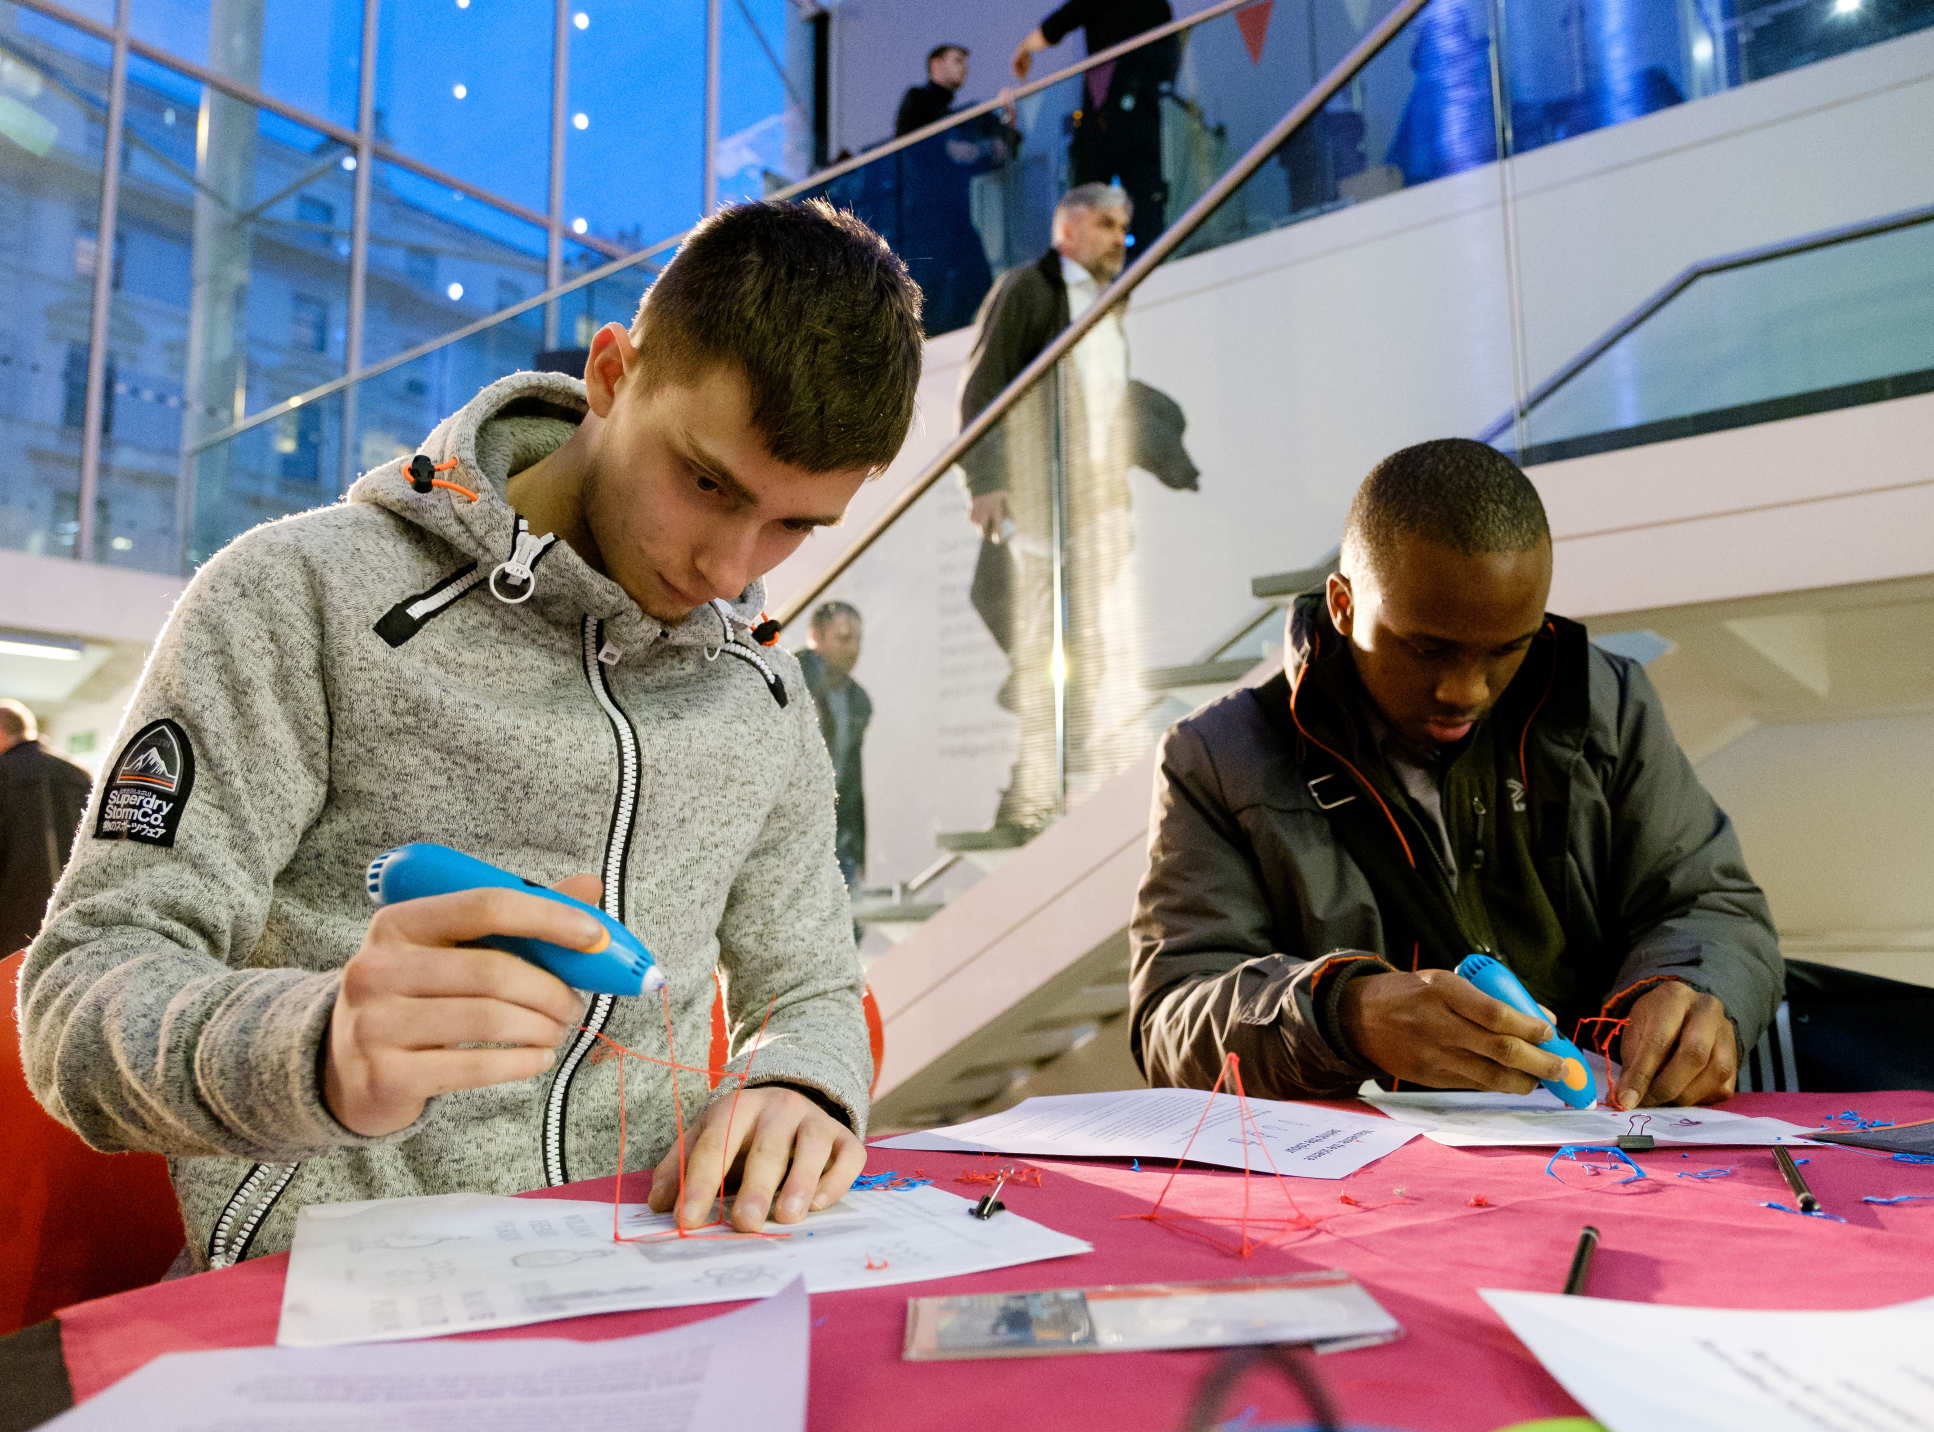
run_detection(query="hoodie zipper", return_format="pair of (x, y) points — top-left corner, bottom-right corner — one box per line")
(542, 615), (641, 1185)
(207, 1160), (300, 1268)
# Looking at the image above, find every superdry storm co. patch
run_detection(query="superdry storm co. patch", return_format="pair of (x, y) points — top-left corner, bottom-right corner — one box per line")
(95, 718), (197, 846)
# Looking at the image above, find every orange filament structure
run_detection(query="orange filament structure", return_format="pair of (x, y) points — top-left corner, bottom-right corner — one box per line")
(1122, 1052), (1325, 1257)
(586, 987), (790, 1247)
(1572, 1014), (1633, 1108)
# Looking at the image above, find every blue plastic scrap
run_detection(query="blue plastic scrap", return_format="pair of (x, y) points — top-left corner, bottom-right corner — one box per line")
(1547, 1145), (1646, 1185)
(1828, 1111), (1896, 1131)
(1893, 1153), (1934, 1166)
(1675, 1167), (1735, 1179)
(1761, 1201), (1847, 1223)
(850, 1171), (932, 1192)
(1863, 1195), (1934, 1205)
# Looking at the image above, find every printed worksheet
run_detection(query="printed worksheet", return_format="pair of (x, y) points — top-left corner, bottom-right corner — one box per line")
(279, 1186), (1090, 1347)
(872, 1087), (1416, 1178)
(1484, 1289), (1934, 1431)
(51, 1278), (809, 1432)
(1360, 1084), (1817, 1147)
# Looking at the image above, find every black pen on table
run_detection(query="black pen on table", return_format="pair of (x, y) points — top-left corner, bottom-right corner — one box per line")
(1775, 1143), (1820, 1213)
(1562, 1225), (1600, 1296)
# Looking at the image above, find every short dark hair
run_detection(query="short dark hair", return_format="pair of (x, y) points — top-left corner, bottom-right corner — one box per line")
(928, 43), (967, 66)
(630, 199), (923, 474)
(1342, 439), (1549, 578)
(810, 600), (861, 633)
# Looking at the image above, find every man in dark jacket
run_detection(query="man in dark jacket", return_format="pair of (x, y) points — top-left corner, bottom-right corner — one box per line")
(0, 699), (93, 955)
(1131, 440), (1781, 1109)
(960, 183), (1134, 831)
(796, 602), (871, 892)
(893, 44), (1011, 336)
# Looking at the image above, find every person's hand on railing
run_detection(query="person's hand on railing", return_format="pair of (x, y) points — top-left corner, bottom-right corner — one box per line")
(969, 491), (1011, 541)
(1011, 28), (1048, 81)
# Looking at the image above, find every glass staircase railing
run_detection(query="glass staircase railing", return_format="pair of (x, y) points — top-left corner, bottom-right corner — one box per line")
(1479, 205), (1934, 464)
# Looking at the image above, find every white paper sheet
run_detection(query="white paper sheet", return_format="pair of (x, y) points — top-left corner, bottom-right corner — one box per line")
(871, 1087), (1416, 1178)
(1483, 1288), (1934, 1432)
(48, 1276), (810, 1432)
(278, 1185), (1090, 1347)
(1360, 1083), (1817, 1147)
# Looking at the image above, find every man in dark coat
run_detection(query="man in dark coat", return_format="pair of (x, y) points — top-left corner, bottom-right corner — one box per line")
(1131, 440), (1782, 1108)
(959, 184), (1133, 832)
(795, 602), (871, 892)
(0, 699), (93, 955)
(893, 44), (1011, 336)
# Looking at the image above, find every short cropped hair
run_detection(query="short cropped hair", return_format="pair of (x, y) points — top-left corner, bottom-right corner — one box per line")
(810, 600), (861, 634)
(0, 698), (36, 741)
(1342, 438), (1549, 579)
(928, 43), (967, 66)
(1054, 182), (1132, 223)
(629, 199), (923, 475)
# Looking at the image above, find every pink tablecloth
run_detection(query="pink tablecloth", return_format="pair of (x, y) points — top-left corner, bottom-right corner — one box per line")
(56, 1092), (1934, 1431)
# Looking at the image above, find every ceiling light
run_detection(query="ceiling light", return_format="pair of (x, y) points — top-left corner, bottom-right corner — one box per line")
(451, 83), (468, 100)
(1691, 34), (1713, 63)
(571, 217), (588, 234)
(110, 536), (133, 551)
(340, 154), (357, 171)
(1833, 0), (1861, 12)
(0, 630), (84, 662)
(573, 112), (589, 130)
(446, 282), (464, 301)
(574, 12), (590, 29)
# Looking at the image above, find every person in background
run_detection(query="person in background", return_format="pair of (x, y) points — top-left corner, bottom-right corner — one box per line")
(796, 601), (871, 895)
(1011, 0), (1177, 251)
(0, 698), (93, 956)
(1131, 439), (1781, 1109)
(959, 183), (1134, 834)
(894, 43), (1013, 336)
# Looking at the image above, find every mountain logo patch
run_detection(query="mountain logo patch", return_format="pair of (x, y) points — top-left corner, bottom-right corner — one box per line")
(95, 718), (196, 846)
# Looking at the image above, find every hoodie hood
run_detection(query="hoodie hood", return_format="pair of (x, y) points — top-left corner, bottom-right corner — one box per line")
(348, 369), (769, 659)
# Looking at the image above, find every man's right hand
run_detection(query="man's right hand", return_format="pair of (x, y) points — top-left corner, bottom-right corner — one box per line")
(323, 876), (602, 1137)
(1337, 968), (1567, 1093)
(969, 491), (1010, 539)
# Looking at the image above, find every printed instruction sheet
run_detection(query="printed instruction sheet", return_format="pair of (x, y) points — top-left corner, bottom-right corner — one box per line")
(278, 1186), (1090, 1347)
(1484, 1288), (1934, 1432)
(872, 1087), (1416, 1178)
(1360, 1084), (1817, 1147)
(49, 1276), (810, 1432)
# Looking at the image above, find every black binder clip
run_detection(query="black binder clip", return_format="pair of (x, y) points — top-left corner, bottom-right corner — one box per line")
(969, 1169), (1010, 1220)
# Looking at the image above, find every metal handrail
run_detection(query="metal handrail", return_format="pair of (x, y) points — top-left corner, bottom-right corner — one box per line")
(772, 0), (1433, 629)
(1476, 202), (1934, 445)
(183, 0), (1289, 460)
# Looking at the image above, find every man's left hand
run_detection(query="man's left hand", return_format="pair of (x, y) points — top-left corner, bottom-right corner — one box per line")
(1615, 981), (1737, 1108)
(646, 1086), (867, 1231)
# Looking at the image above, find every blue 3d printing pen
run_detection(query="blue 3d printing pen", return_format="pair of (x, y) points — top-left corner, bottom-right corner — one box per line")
(366, 843), (664, 996)
(1455, 952), (1597, 1109)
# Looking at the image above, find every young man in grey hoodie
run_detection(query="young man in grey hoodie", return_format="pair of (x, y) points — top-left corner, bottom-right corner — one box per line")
(21, 200), (924, 1268)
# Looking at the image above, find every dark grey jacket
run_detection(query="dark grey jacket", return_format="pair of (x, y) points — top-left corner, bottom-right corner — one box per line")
(796, 648), (871, 876)
(1130, 595), (1782, 1097)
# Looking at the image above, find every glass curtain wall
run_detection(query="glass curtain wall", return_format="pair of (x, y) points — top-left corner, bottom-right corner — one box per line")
(1, 0), (801, 572)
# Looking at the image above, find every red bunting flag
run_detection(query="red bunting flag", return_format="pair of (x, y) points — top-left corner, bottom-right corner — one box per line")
(1236, 0), (1274, 64)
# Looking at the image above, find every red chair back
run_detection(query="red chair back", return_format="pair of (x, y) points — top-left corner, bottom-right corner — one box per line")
(1, 951), (185, 1334)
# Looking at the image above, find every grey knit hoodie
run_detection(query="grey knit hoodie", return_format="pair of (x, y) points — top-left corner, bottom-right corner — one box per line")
(19, 371), (870, 1268)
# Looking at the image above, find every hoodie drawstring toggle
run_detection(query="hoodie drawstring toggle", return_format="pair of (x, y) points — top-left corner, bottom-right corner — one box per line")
(406, 454), (480, 503)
